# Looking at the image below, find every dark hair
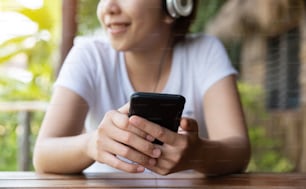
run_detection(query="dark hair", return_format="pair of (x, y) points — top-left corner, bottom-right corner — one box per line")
(170, 0), (199, 45)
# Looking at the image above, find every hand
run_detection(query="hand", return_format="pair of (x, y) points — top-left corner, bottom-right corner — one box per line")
(129, 116), (202, 175)
(87, 103), (161, 173)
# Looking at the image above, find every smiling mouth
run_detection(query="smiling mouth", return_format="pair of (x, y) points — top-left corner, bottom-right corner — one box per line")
(107, 24), (130, 35)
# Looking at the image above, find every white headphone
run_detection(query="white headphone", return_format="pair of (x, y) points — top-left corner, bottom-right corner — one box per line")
(165, 0), (194, 18)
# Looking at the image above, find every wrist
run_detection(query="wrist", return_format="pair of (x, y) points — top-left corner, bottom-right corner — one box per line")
(82, 132), (96, 164)
(191, 139), (220, 173)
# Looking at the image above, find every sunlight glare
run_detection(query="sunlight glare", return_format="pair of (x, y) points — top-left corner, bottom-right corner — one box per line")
(16, 0), (43, 9)
(0, 12), (38, 44)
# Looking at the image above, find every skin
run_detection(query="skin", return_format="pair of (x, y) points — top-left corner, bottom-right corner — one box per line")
(33, 0), (250, 175)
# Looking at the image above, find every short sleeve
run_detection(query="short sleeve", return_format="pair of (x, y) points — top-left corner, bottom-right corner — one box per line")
(54, 41), (96, 107)
(193, 36), (237, 97)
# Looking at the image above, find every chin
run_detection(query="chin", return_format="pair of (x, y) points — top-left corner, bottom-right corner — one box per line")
(110, 40), (147, 52)
(110, 41), (129, 51)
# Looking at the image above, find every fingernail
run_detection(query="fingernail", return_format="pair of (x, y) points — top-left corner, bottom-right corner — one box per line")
(153, 148), (161, 158)
(129, 116), (140, 125)
(137, 166), (145, 172)
(146, 135), (155, 142)
(149, 158), (156, 166)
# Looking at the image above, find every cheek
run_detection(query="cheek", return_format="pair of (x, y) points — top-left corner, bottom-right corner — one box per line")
(96, 2), (104, 26)
(134, 9), (163, 29)
(132, 0), (163, 21)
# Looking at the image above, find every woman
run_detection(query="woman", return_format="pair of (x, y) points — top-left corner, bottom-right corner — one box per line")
(33, 0), (250, 176)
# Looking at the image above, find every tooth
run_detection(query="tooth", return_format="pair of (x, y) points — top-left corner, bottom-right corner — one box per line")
(111, 24), (126, 29)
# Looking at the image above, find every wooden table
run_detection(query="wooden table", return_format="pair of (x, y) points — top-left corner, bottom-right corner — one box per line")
(0, 172), (305, 188)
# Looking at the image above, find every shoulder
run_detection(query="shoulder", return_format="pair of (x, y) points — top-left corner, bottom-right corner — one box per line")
(174, 34), (228, 63)
(64, 36), (118, 72)
(72, 36), (115, 56)
(61, 36), (119, 80)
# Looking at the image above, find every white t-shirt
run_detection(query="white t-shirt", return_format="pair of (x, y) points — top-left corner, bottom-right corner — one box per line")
(55, 34), (237, 172)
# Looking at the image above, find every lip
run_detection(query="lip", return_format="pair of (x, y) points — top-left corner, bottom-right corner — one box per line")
(106, 23), (130, 35)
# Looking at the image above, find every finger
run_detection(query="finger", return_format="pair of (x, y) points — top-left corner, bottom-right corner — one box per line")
(117, 103), (154, 141)
(180, 118), (199, 132)
(110, 110), (149, 140)
(129, 115), (177, 145)
(118, 102), (130, 114)
(99, 151), (145, 173)
(104, 111), (160, 157)
(145, 156), (174, 175)
(109, 125), (161, 158)
(118, 103), (155, 142)
(102, 136), (158, 167)
(145, 145), (188, 175)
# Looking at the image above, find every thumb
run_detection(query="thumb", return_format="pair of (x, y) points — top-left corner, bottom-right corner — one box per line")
(180, 118), (199, 132)
(118, 102), (130, 114)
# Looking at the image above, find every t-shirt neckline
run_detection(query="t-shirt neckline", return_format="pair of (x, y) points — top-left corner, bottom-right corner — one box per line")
(119, 48), (179, 95)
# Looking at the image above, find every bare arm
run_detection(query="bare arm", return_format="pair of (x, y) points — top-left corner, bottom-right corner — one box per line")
(33, 87), (94, 173)
(33, 87), (162, 174)
(191, 75), (250, 175)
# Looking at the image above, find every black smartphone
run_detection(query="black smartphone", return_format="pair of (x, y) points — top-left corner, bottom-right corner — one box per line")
(128, 92), (185, 145)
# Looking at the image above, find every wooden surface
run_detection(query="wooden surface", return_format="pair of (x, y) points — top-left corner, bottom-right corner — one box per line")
(0, 172), (306, 188)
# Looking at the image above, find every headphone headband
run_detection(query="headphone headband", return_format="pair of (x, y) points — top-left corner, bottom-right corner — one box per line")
(165, 0), (194, 18)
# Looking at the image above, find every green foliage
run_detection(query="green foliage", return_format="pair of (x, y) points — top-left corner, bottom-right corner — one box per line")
(238, 82), (294, 172)
(191, 0), (226, 33)
(0, 0), (60, 170)
(0, 0), (61, 101)
(247, 127), (294, 172)
(238, 82), (267, 120)
(0, 113), (18, 171)
(0, 111), (44, 171)
(77, 0), (100, 35)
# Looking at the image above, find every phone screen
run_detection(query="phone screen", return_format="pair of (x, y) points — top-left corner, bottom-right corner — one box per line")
(128, 92), (185, 144)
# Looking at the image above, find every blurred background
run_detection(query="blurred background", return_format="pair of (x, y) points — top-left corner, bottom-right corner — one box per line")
(0, 0), (305, 173)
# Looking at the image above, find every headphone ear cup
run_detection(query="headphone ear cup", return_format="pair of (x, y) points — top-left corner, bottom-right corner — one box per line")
(165, 0), (194, 18)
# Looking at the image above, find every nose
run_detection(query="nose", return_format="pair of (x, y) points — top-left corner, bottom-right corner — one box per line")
(100, 0), (121, 15)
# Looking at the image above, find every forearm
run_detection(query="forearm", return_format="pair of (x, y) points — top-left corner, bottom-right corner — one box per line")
(192, 137), (251, 176)
(33, 133), (94, 174)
